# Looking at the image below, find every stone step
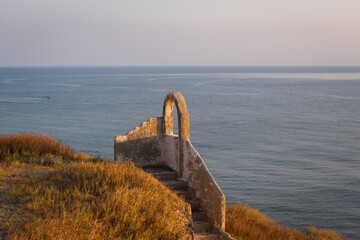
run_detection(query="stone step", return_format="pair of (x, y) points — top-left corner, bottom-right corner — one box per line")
(151, 171), (177, 180)
(143, 166), (178, 180)
(194, 232), (220, 240)
(161, 179), (188, 190)
(175, 188), (195, 199)
(193, 220), (213, 233)
(192, 209), (207, 221)
(142, 165), (174, 173)
(186, 198), (201, 209)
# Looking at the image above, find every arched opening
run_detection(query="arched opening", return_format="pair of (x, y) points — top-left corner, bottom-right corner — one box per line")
(162, 91), (190, 141)
(173, 104), (179, 135)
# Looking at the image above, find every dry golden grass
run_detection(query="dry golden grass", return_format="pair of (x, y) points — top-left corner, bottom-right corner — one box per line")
(304, 226), (350, 240)
(226, 203), (349, 240)
(0, 133), (191, 240)
(0, 132), (75, 161)
(0, 132), (102, 165)
(9, 161), (190, 240)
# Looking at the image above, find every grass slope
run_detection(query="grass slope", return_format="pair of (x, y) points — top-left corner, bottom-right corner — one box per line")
(0, 133), (190, 239)
(226, 203), (348, 240)
(0, 133), (349, 240)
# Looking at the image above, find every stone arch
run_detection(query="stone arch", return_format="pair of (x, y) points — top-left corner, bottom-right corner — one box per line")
(163, 91), (190, 141)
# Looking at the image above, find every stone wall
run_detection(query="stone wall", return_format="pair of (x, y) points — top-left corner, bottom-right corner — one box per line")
(182, 140), (226, 231)
(114, 117), (164, 166)
(161, 135), (180, 173)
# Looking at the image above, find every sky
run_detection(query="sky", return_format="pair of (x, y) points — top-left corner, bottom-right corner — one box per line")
(1, 0), (360, 66)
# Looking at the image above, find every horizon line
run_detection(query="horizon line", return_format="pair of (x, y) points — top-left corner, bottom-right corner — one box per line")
(1, 65), (360, 68)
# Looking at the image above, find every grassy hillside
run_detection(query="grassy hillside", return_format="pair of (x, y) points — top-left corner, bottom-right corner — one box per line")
(226, 203), (348, 240)
(0, 133), (190, 239)
(0, 133), (348, 240)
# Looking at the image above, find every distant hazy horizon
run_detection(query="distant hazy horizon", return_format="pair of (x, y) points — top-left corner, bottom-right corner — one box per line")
(1, 65), (360, 68)
(1, 0), (360, 66)
(1, 64), (360, 67)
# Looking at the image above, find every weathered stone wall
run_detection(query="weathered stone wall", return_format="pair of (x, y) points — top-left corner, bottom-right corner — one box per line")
(114, 117), (165, 165)
(161, 135), (180, 173)
(182, 140), (226, 232)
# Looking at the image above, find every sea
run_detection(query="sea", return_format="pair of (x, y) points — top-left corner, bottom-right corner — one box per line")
(0, 66), (359, 239)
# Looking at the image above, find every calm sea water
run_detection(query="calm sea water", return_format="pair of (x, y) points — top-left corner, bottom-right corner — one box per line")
(1, 66), (359, 239)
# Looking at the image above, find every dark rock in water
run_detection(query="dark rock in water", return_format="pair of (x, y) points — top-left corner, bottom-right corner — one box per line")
(37, 96), (51, 100)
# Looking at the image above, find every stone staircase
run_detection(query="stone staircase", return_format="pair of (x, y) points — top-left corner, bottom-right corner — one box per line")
(143, 166), (220, 240)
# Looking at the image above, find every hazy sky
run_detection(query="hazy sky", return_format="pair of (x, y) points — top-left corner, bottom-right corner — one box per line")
(1, 0), (360, 66)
